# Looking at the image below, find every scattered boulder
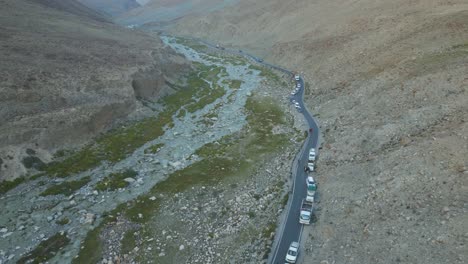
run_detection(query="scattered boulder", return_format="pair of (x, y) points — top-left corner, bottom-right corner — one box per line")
(82, 213), (96, 224)
(124, 178), (135, 183)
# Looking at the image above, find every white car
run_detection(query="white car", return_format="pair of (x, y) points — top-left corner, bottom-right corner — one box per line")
(294, 74), (300, 81)
(306, 176), (315, 186)
(296, 83), (301, 88)
(291, 91), (296, 95)
(294, 102), (300, 108)
(285, 241), (299, 263)
(308, 152), (315, 161)
(307, 162), (314, 171)
(308, 148), (316, 161)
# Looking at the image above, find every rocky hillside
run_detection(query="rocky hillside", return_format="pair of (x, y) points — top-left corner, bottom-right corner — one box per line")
(114, 0), (240, 26)
(77, 0), (140, 17)
(167, 0), (468, 263)
(0, 0), (189, 180)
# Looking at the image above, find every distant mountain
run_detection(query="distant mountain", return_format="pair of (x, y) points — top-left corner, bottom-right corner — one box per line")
(77, 0), (140, 17)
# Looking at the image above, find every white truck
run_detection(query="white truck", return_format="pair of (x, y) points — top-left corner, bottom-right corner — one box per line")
(299, 199), (313, 224)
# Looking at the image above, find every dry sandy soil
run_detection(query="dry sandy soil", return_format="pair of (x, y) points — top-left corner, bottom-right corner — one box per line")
(0, 0), (189, 180)
(169, 0), (468, 263)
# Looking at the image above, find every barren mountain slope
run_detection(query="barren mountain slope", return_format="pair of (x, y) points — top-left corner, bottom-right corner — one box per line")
(115, 0), (239, 26)
(77, 0), (140, 16)
(0, 0), (189, 180)
(170, 0), (468, 263)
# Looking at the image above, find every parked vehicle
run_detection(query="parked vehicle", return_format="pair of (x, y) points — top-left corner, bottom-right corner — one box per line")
(306, 176), (315, 186)
(307, 161), (314, 171)
(285, 241), (299, 263)
(308, 148), (316, 161)
(299, 199), (313, 224)
(294, 74), (300, 81)
(307, 182), (317, 202)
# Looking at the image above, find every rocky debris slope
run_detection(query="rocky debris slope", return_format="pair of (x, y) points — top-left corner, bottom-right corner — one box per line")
(101, 164), (291, 264)
(0, 36), (300, 263)
(0, 0), (190, 180)
(166, 0), (468, 263)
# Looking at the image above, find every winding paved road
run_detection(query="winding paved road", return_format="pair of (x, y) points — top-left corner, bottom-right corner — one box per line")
(161, 33), (320, 263)
(197, 40), (321, 264)
(269, 76), (320, 264)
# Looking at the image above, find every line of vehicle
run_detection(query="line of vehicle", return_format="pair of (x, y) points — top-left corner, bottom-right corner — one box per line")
(271, 136), (310, 262)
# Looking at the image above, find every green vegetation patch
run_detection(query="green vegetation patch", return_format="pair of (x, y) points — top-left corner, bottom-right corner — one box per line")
(222, 56), (248, 66)
(73, 227), (103, 264)
(222, 79), (243, 89)
(120, 230), (138, 255)
(261, 222), (277, 239)
(56, 218), (70, 225)
(44, 147), (101, 178)
(0, 177), (25, 195)
(40, 176), (91, 196)
(17, 232), (70, 264)
(95, 169), (137, 191)
(281, 193), (289, 207)
(163, 63), (227, 114)
(248, 65), (281, 84)
(174, 37), (207, 52)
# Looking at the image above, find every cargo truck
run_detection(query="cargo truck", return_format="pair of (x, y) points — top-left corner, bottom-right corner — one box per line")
(299, 199), (313, 224)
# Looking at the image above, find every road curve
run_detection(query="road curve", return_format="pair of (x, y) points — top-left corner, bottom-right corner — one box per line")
(160, 33), (320, 263)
